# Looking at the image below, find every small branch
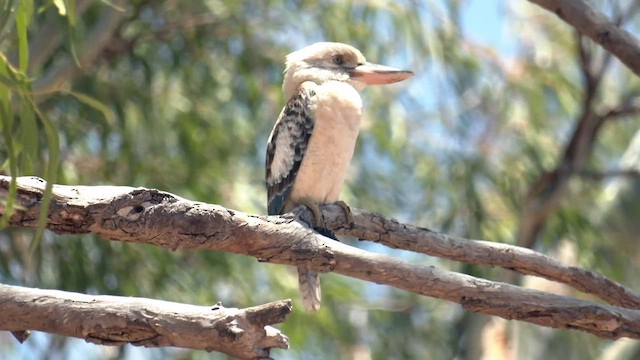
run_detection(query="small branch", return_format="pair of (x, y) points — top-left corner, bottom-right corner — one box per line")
(0, 283), (290, 359)
(515, 93), (640, 248)
(2, 176), (640, 340)
(513, 2), (638, 248)
(601, 102), (640, 121)
(574, 169), (640, 181)
(529, 0), (640, 77)
(514, 0), (640, 250)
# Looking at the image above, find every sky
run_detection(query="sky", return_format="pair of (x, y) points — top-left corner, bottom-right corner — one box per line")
(461, 0), (517, 56)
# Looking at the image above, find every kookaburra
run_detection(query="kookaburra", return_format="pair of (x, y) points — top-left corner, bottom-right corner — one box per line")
(265, 42), (413, 311)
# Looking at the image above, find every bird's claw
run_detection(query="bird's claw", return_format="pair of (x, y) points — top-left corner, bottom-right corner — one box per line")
(299, 199), (326, 229)
(334, 200), (355, 229)
(298, 199), (354, 230)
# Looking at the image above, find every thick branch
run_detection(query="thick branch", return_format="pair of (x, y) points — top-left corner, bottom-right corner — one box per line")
(2, 176), (640, 340)
(0, 283), (290, 359)
(529, 0), (640, 77)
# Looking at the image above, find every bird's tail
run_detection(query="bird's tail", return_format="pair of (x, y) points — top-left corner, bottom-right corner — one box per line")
(297, 227), (335, 311)
(298, 267), (321, 311)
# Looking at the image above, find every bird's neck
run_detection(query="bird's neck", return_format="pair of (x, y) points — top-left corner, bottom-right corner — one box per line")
(283, 65), (351, 101)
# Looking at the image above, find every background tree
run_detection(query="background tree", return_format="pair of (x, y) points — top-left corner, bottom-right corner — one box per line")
(1, 0), (639, 359)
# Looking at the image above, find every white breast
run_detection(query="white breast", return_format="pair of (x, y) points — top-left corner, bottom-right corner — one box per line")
(288, 81), (363, 205)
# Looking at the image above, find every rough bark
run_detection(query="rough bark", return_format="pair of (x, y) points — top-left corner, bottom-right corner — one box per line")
(312, 206), (640, 309)
(2, 176), (640, 341)
(0, 283), (290, 359)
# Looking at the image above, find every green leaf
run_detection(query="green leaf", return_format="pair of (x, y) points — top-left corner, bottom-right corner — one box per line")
(53, 0), (67, 16)
(28, 98), (60, 254)
(0, 101), (17, 229)
(0, 54), (11, 102)
(16, 0), (33, 72)
(19, 99), (37, 174)
(99, 0), (125, 12)
(65, 90), (116, 126)
(64, 0), (76, 27)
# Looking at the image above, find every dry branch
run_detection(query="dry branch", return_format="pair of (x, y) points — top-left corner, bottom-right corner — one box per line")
(0, 283), (290, 359)
(529, 0), (640, 77)
(310, 206), (640, 310)
(2, 176), (640, 340)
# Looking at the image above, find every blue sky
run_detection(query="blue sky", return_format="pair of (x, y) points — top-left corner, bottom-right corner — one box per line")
(461, 0), (516, 56)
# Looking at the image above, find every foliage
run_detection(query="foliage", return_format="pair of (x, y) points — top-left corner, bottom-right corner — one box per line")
(0, 0), (639, 359)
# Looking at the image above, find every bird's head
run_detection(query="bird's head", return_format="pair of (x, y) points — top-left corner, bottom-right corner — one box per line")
(283, 42), (414, 100)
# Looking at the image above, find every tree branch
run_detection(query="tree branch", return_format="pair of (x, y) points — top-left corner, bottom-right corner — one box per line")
(2, 176), (640, 340)
(513, 5), (640, 248)
(601, 99), (640, 121)
(574, 168), (640, 181)
(309, 206), (640, 310)
(0, 283), (290, 359)
(529, 0), (640, 77)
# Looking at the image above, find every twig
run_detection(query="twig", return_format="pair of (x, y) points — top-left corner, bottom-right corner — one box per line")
(574, 169), (640, 181)
(515, 31), (605, 248)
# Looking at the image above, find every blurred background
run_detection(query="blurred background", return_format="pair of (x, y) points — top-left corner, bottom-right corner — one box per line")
(1, 0), (640, 359)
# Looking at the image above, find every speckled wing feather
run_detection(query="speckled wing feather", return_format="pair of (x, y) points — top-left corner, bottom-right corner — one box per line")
(265, 85), (323, 311)
(266, 86), (316, 216)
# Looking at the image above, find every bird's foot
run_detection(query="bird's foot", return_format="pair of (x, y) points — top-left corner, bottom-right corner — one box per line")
(334, 200), (355, 229)
(298, 199), (326, 229)
(298, 199), (354, 232)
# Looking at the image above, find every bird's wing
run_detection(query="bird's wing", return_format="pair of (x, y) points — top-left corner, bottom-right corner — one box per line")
(266, 85), (316, 215)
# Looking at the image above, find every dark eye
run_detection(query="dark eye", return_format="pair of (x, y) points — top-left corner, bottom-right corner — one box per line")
(332, 54), (345, 66)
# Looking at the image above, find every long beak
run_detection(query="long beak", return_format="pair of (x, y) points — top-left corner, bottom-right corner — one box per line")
(350, 62), (414, 85)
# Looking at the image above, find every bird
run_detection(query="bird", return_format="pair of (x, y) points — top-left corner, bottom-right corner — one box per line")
(265, 42), (413, 311)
